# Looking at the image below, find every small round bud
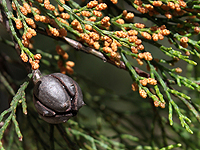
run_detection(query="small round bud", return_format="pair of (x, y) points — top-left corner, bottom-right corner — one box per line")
(135, 23), (145, 28)
(15, 19), (23, 29)
(152, 1), (163, 7)
(154, 100), (159, 107)
(141, 32), (151, 40)
(152, 33), (159, 41)
(50, 28), (59, 37)
(140, 79), (148, 86)
(93, 42), (100, 50)
(110, 0), (118, 4)
(96, 3), (107, 11)
(194, 27), (200, 33)
(128, 30), (138, 36)
(116, 19), (124, 24)
(158, 33), (164, 40)
(129, 36), (137, 43)
(165, 12), (172, 19)
(66, 61), (75, 68)
(12, 2), (17, 10)
(93, 10), (102, 17)
(20, 6), (28, 16)
(23, 3), (31, 13)
(167, 2), (175, 9)
(81, 11), (91, 17)
(175, 67), (182, 73)
(56, 45), (65, 55)
(159, 102), (165, 108)
(101, 16), (110, 25)
(180, 37), (189, 43)
(136, 58), (144, 65)
(34, 54), (42, 60)
(60, 13), (70, 19)
(147, 78), (157, 85)
(123, 10), (127, 16)
(185, 51), (190, 56)
(131, 46), (138, 54)
(125, 12), (134, 19)
(66, 66), (74, 74)
(20, 52), (28, 62)
(131, 83), (138, 91)
(160, 29), (170, 36)
(139, 89), (147, 98)
(85, 24), (93, 31)
(62, 53), (69, 60)
(87, 1), (98, 8)
(34, 14), (40, 21)
(31, 61), (40, 70)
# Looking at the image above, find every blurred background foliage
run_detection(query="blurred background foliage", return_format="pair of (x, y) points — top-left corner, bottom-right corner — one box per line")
(1, 0), (200, 149)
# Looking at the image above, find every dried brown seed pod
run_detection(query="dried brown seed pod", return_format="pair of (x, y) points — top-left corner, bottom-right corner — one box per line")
(33, 70), (85, 124)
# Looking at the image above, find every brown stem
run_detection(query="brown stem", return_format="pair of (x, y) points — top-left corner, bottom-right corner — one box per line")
(36, 27), (150, 77)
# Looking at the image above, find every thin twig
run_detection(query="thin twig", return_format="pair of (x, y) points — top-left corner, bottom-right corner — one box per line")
(63, 36), (107, 62)
(49, 124), (55, 150)
(55, 124), (79, 150)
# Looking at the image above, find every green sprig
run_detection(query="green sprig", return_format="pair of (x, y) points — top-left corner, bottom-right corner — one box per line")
(1, 0), (34, 59)
(0, 73), (32, 149)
